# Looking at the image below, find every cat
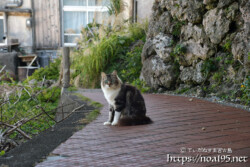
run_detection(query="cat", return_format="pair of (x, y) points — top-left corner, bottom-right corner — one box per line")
(101, 70), (152, 126)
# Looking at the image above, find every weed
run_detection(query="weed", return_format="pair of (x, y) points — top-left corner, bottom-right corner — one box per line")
(67, 86), (78, 92)
(172, 18), (186, 38)
(176, 87), (189, 94)
(26, 58), (61, 82)
(131, 79), (151, 93)
(0, 150), (5, 156)
(240, 76), (250, 105)
(79, 109), (100, 124)
(212, 72), (223, 84)
(107, 0), (126, 16)
(201, 59), (217, 78)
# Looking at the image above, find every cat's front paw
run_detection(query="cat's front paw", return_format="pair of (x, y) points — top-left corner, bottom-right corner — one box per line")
(103, 121), (111, 125)
(111, 121), (118, 126)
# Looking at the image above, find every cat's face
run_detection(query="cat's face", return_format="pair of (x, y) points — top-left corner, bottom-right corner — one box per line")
(101, 71), (121, 89)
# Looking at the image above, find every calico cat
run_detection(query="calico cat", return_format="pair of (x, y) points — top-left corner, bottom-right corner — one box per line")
(101, 70), (152, 126)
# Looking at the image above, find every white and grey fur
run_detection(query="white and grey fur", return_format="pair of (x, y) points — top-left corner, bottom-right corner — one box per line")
(101, 71), (152, 126)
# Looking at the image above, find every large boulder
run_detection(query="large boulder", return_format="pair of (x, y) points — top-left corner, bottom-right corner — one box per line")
(180, 61), (206, 84)
(180, 40), (214, 66)
(163, 0), (204, 23)
(152, 33), (173, 63)
(203, 8), (231, 44)
(181, 23), (207, 43)
(141, 56), (176, 89)
(141, 39), (156, 63)
(147, 11), (172, 38)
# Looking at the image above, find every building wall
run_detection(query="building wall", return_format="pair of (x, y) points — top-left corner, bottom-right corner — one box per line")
(34, 0), (61, 50)
(137, 0), (154, 22)
(123, 0), (133, 20)
(6, 0), (33, 50)
(8, 15), (32, 48)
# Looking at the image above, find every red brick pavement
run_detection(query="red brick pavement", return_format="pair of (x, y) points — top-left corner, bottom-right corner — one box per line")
(36, 90), (250, 167)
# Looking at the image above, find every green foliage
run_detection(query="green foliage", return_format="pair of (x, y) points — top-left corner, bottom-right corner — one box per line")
(212, 72), (223, 84)
(74, 93), (91, 102)
(72, 22), (147, 88)
(86, 109), (100, 121)
(201, 59), (217, 77)
(240, 76), (250, 106)
(67, 86), (78, 92)
(131, 79), (151, 93)
(223, 40), (232, 52)
(37, 87), (61, 102)
(26, 58), (61, 81)
(107, 0), (126, 16)
(74, 93), (103, 108)
(0, 150), (5, 156)
(90, 101), (103, 108)
(0, 83), (61, 139)
(173, 44), (186, 56)
(172, 18), (186, 38)
(118, 45), (144, 83)
(176, 87), (189, 94)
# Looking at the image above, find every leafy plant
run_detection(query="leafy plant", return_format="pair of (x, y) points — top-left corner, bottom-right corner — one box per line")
(240, 76), (250, 105)
(71, 22), (147, 88)
(131, 79), (151, 93)
(201, 59), (217, 78)
(119, 45), (144, 83)
(172, 18), (186, 38)
(107, 0), (126, 16)
(26, 58), (61, 81)
(212, 72), (223, 84)
(0, 83), (61, 141)
(0, 150), (5, 156)
(173, 44), (186, 56)
(223, 39), (232, 52)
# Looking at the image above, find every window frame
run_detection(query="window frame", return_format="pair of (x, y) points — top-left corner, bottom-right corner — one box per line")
(62, 0), (108, 47)
(0, 14), (7, 46)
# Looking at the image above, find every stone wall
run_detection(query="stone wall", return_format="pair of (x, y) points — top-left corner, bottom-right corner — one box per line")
(141, 0), (250, 99)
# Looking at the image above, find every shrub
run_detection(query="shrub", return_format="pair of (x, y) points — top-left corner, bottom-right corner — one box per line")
(26, 58), (61, 81)
(71, 22), (147, 88)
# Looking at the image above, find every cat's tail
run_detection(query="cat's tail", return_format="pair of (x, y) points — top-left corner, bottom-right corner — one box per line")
(118, 116), (153, 126)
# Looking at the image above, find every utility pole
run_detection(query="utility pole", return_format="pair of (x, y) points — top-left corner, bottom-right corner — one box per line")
(62, 47), (70, 88)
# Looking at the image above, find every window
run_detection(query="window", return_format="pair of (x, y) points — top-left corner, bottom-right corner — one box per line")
(62, 0), (109, 46)
(0, 15), (7, 46)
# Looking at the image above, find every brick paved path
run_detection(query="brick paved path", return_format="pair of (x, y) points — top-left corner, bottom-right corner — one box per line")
(37, 90), (250, 167)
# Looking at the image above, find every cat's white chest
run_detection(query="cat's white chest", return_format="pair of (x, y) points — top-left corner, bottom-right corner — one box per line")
(102, 87), (120, 106)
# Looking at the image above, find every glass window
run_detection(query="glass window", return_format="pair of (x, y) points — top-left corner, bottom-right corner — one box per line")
(88, 0), (110, 6)
(64, 11), (87, 34)
(88, 11), (109, 24)
(63, 0), (87, 6)
(63, 0), (109, 46)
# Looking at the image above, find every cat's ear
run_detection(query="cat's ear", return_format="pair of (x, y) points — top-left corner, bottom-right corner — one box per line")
(112, 70), (117, 75)
(101, 72), (106, 78)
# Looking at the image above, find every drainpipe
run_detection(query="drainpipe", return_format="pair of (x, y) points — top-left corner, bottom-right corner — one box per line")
(132, 0), (137, 23)
(5, 0), (23, 8)
(31, 0), (36, 52)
